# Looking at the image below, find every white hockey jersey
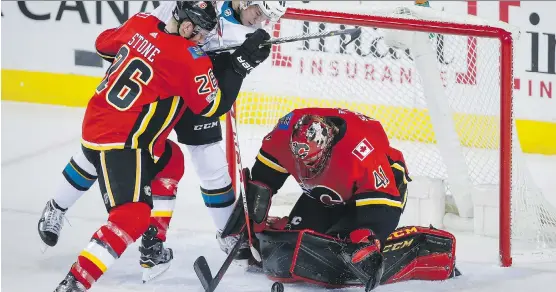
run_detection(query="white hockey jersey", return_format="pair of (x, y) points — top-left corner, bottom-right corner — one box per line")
(150, 1), (259, 51)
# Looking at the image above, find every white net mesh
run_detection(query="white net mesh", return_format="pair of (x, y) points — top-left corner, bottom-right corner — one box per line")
(230, 5), (556, 262)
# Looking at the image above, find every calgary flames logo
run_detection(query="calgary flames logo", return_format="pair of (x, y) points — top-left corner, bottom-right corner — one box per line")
(291, 141), (310, 159)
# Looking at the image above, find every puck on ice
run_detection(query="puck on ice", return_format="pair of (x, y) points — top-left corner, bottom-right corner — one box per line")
(271, 281), (284, 292)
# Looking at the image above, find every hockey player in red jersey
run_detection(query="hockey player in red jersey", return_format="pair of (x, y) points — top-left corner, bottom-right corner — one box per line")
(222, 107), (459, 290)
(46, 1), (271, 291)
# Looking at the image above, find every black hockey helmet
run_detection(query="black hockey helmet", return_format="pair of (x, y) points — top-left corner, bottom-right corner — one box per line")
(173, 1), (218, 37)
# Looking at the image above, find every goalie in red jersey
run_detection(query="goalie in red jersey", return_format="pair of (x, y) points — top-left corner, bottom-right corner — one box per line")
(222, 107), (460, 290)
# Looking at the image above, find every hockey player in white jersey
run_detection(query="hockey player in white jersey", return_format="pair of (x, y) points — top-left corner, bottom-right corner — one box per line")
(37, 0), (286, 282)
(150, 0), (287, 259)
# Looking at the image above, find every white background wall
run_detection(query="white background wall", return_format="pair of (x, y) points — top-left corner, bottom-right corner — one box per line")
(1, 1), (555, 121)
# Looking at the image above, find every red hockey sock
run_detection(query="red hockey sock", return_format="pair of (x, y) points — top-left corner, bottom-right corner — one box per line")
(70, 202), (151, 289)
(150, 140), (184, 241)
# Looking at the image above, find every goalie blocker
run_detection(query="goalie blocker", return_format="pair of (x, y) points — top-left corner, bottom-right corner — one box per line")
(257, 225), (460, 288)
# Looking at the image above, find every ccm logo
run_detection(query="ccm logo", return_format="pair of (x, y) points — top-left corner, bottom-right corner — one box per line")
(194, 122), (218, 130)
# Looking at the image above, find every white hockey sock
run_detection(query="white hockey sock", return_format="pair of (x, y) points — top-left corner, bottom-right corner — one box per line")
(208, 205), (235, 231)
(53, 149), (98, 210)
(53, 180), (88, 210)
(186, 143), (236, 231)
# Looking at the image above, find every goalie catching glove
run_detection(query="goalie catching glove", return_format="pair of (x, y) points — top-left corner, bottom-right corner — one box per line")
(343, 229), (384, 291)
(231, 29), (271, 77)
(221, 168), (273, 238)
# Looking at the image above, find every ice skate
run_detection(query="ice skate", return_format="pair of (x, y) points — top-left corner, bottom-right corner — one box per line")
(139, 226), (173, 283)
(38, 199), (67, 248)
(53, 272), (86, 292)
(216, 229), (251, 264)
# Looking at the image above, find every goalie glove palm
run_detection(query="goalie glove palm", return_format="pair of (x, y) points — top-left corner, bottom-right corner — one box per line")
(231, 29), (271, 77)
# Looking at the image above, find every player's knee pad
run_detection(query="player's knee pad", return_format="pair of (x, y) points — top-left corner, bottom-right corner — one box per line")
(63, 147), (98, 191)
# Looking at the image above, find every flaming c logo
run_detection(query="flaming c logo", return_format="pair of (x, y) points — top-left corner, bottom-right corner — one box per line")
(291, 141), (310, 159)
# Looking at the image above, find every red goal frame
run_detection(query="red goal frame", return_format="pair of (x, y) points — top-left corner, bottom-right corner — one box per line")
(225, 8), (514, 267)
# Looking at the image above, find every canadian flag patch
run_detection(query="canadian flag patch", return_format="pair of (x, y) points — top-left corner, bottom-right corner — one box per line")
(352, 138), (374, 161)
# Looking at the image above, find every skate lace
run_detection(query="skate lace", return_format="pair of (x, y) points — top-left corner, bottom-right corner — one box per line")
(217, 232), (244, 253)
(44, 203), (67, 234)
(142, 241), (171, 263)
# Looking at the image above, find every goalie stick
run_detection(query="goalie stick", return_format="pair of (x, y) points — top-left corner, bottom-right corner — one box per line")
(206, 27), (362, 53)
(228, 105), (261, 262)
(194, 232), (247, 292)
(328, 242), (378, 292)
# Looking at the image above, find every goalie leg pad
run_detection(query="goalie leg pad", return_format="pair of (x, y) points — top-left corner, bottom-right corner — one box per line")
(257, 229), (362, 288)
(380, 226), (458, 285)
(258, 226), (458, 289)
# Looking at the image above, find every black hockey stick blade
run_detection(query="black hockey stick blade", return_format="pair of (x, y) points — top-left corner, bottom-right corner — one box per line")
(193, 232), (247, 292)
(328, 243), (375, 292)
(206, 27), (362, 54)
(193, 256), (212, 291)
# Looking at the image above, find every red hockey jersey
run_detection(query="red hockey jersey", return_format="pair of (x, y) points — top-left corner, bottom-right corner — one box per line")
(257, 108), (410, 209)
(82, 13), (219, 160)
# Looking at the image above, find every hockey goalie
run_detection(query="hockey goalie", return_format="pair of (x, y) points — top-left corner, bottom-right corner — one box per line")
(222, 107), (461, 290)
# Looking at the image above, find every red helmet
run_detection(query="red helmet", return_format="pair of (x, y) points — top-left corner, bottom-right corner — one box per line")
(290, 115), (335, 176)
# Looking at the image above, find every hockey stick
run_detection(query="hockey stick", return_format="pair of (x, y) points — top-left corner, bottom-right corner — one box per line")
(228, 105), (262, 262)
(328, 242), (377, 292)
(194, 232), (247, 292)
(206, 27), (362, 53)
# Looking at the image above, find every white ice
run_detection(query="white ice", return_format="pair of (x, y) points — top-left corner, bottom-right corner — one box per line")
(2, 101), (556, 292)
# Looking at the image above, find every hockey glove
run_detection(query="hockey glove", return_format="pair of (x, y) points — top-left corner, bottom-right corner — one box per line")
(345, 229), (384, 291)
(231, 29), (271, 77)
(221, 168), (273, 237)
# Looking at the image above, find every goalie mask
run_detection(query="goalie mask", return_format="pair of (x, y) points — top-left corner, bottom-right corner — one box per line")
(290, 115), (335, 177)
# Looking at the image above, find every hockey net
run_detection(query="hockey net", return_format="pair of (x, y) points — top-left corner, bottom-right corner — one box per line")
(225, 5), (556, 266)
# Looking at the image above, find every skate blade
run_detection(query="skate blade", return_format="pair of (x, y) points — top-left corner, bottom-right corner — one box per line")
(232, 258), (249, 268)
(39, 242), (49, 254)
(142, 262), (171, 283)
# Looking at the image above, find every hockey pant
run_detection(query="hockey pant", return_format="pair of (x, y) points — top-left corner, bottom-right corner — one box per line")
(256, 225), (458, 288)
(56, 141), (184, 243)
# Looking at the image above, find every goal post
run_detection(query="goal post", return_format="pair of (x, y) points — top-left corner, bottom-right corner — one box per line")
(224, 5), (551, 267)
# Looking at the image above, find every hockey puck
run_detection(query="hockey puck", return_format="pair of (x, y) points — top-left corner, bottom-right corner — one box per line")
(271, 281), (284, 292)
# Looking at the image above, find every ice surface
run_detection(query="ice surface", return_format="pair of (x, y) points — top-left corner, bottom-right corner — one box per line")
(2, 101), (556, 292)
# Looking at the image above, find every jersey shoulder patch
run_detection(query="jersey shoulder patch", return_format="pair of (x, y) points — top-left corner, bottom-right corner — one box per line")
(351, 138), (374, 161)
(187, 46), (207, 59)
(277, 112), (294, 130)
